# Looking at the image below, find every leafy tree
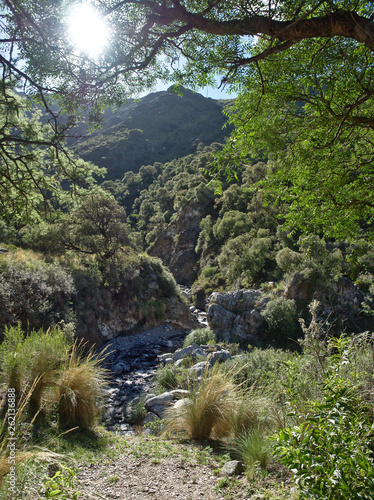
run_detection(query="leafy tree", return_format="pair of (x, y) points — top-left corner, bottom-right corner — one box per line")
(0, 0), (372, 235)
(64, 193), (131, 260)
(0, 88), (102, 222)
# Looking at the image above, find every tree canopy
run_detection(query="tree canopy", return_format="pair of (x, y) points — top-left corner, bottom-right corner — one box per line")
(0, 0), (373, 236)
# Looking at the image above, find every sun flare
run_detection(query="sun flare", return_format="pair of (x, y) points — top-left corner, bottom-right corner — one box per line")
(67, 3), (109, 57)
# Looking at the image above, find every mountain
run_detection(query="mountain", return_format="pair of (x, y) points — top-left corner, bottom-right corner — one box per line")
(72, 87), (233, 180)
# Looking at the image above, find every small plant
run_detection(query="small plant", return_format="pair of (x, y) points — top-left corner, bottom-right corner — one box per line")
(227, 388), (272, 438)
(261, 298), (301, 344)
(144, 419), (164, 436)
(183, 328), (216, 348)
(41, 465), (81, 499)
(0, 325), (27, 401)
(154, 364), (185, 392)
(56, 342), (109, 429)
(230, 429), (272, 477)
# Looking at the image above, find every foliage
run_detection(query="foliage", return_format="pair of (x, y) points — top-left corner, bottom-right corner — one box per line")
(0, 255), (75, 332)
(217, 229), (275, 288)
(0, 88), (102, 223)
(222, 33), (374, 240)
(230, 429), (272, 477)
(40, 466), (81, 500)
(0, 0), (372, 240)
(273, 378), (374, 499)
(183, 328), (216, 348)
(0, 326), (69, 415)
(261, 298), (301, 344)
(64, 192), (131, 261)
(155, 364), (186, 393)
(0, 325), (28, 398)
(276, 236), (343, 284)
(24, 328), (70, 413)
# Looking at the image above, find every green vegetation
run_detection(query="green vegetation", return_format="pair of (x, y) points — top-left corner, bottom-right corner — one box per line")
(159, 319), (374, 496)
(0, 1), (373, 497)
(183, 328), (216, 348)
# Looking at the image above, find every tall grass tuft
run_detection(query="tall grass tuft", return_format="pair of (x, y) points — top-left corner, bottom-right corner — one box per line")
(228, 387), (273, 438)
(0, 325), (28, 401)
(56, 342), (109, 429)
(164, 363), (238, 440)
(229, 428), (272, 478)
(183, 328), (216, 348)
(25, 328), (69, 414)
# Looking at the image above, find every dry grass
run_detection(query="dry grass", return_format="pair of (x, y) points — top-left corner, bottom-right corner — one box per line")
(56, 342), (109, 429)
(164, 363), (239, 440)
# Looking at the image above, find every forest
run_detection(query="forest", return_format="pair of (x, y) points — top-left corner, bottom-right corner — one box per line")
(0, 1), (373, 499)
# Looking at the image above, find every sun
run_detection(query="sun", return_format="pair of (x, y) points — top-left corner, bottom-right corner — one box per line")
(67, 3), (109, 57)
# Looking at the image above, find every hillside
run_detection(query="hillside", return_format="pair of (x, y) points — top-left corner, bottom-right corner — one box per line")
(72, 87), (233, 180)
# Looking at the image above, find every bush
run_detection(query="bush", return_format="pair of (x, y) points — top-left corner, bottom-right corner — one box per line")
(0, 325), (28, 399)
(24, 328), (69, 413)
(0, 325), (70, 413)
(273, 378), (374, 499)
(261, 298), (301, 345)
(0, 256), (75, 331)
(183, 328), (216, 348)
(155, 364), (186, 392)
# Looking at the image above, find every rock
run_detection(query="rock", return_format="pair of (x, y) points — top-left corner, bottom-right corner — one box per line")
(284, 272), (313, 303)
(207, 290), (268, 344)
(143, 412), (160, 424)
(207, 304), (236, 340)
(221, 461), (245, 476)
(165, 296), (199, 329)
(173, 398), (190, 410)
(144, 392), (175, 418)
(147, 404), (169, 418)
(337, 277), (364, 306)
(169, 389), (190, 398)
(148, 199), (204, 285)
(172, 344), (200, 361)
(190, 361), (208, 377)
(158, 352), (173, 361)
(144, 393), (174, 409)
(208, 349), (231, 365)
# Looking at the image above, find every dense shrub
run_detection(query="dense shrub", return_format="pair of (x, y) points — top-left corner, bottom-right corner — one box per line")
(261, 298), (301, 344)
(273, 378), (374, 499)
(183, 328), (216, 347)
(0, 256), (75, 332)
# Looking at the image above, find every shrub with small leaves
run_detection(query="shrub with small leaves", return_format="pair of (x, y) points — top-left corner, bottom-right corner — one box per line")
(272, 378), (374, 500)
(261, 298), (301, 345)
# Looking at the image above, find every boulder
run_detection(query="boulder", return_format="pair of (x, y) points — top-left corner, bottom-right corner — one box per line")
(221, 461), (245, 476)
(207, 290), (268, 344)
(284, 272), (313, 303)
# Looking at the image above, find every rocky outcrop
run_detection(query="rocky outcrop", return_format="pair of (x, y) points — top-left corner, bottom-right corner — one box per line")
(148, 199), (203, 285)
(207, 289), (269, 344)
(206, 275), (368, 345)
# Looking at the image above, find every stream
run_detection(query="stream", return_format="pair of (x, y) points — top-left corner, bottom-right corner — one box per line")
(102, 323), (191, 434)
